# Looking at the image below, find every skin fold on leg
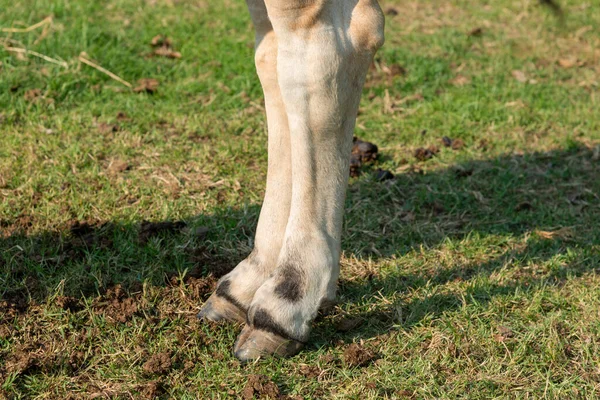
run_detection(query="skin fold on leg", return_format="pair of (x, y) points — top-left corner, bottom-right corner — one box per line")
(233, 0), (385, 361)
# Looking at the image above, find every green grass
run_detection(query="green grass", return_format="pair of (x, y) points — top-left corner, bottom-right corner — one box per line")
(1, 0), (599, 398)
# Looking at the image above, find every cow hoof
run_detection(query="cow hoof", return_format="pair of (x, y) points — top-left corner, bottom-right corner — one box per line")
(233, 325), (304, 362)
(197, 293), (246, 324)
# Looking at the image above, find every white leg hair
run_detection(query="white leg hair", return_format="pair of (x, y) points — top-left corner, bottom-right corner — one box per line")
(233, 0), (385, 360)
(198, 0), (293, 322)
(199, 0), (384, 360)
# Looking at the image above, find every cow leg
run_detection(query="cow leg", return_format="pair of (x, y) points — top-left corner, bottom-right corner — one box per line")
(198, 0), (292, 323)
(234, 0), (384, 360)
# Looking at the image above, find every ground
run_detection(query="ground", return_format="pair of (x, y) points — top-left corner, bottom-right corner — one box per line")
(1, 0), (599, 398)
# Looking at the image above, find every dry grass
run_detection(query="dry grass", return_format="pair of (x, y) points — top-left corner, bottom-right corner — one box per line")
(1, 0), (599, 398)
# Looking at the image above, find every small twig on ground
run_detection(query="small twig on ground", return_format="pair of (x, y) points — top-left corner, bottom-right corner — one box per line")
(2, 46), (68, 68)
(78, 52), (132, 88)
(1, 16), (53, 33)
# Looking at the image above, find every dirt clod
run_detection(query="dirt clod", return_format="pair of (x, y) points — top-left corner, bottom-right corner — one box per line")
(349, 154), (362, 178)
(373, 168), (394, 182)
(150, 35), (181, 59)
(352, 137), (378, 163)
(139, 381), (165, 399)
(343, 343), (376, 367)
(134, 78), (159, 93)
(414, 147), (437, 161)
(55, 295), (83, 312)
(142, 352), (172, 375)
(242, 374), (280, 399)
(5, 348), (39, 375)
(24, 89), (42, 101)
(350, 136), (379, 177)
(92, 285), (139, 323)
(185, 276), (217, 300)
(0, 289), (29, 316)
(69, 351), (86, 370)
(298, 364), (322, 379)
(469, 27), (483, 37)
(451, 139), (464, 150)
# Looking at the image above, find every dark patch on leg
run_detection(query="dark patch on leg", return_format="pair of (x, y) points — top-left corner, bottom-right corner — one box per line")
(215, 279), (247, 312)
(251, 308), (305, 344)
(273, 262), (305, 302)
(246, 248), (260, 267)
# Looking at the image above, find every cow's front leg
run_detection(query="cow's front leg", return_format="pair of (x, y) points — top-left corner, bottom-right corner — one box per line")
(234, 0), (385, 360)
(198, 1), (292, 323)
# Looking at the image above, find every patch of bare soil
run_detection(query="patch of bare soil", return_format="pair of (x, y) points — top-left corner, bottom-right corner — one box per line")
(0, 214), (34, 237)
(139, 380), (165, 399)
(142, 352), (172, 375)
(343, 343), (376, 367)
(0, 289), (31, 319)
(55, 295), (83, 312)
(184, 275), (217, 300)
(92, 285), (140, 323)
(242, 374), (280, 400)
(298, 364), (323, 380)
(4, 346), (39, 375)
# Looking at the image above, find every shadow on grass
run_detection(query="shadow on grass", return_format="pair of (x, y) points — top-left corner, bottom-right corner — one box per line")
(1, 143), (599, 343)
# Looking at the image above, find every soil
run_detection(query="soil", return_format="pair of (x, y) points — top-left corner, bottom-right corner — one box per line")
(142, 352), (172, 375)
(343, 343), (376, 367)
(414, 146), (439, 162)
(298, 364), (322, 379)
(0, 289), (29, 317)
(139, 381), (165, 399)
(55, 296), (83, 312)
(350, 136), (379, 177)
(4, 348), (39, 375)
(242, 374), (280, 399)
(184, 275), (217, 300)
(451, 139), (464, 150)
(92, 285), (140, 323)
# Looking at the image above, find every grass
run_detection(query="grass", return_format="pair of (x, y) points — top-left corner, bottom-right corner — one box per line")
(1, 0), (599, 398)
